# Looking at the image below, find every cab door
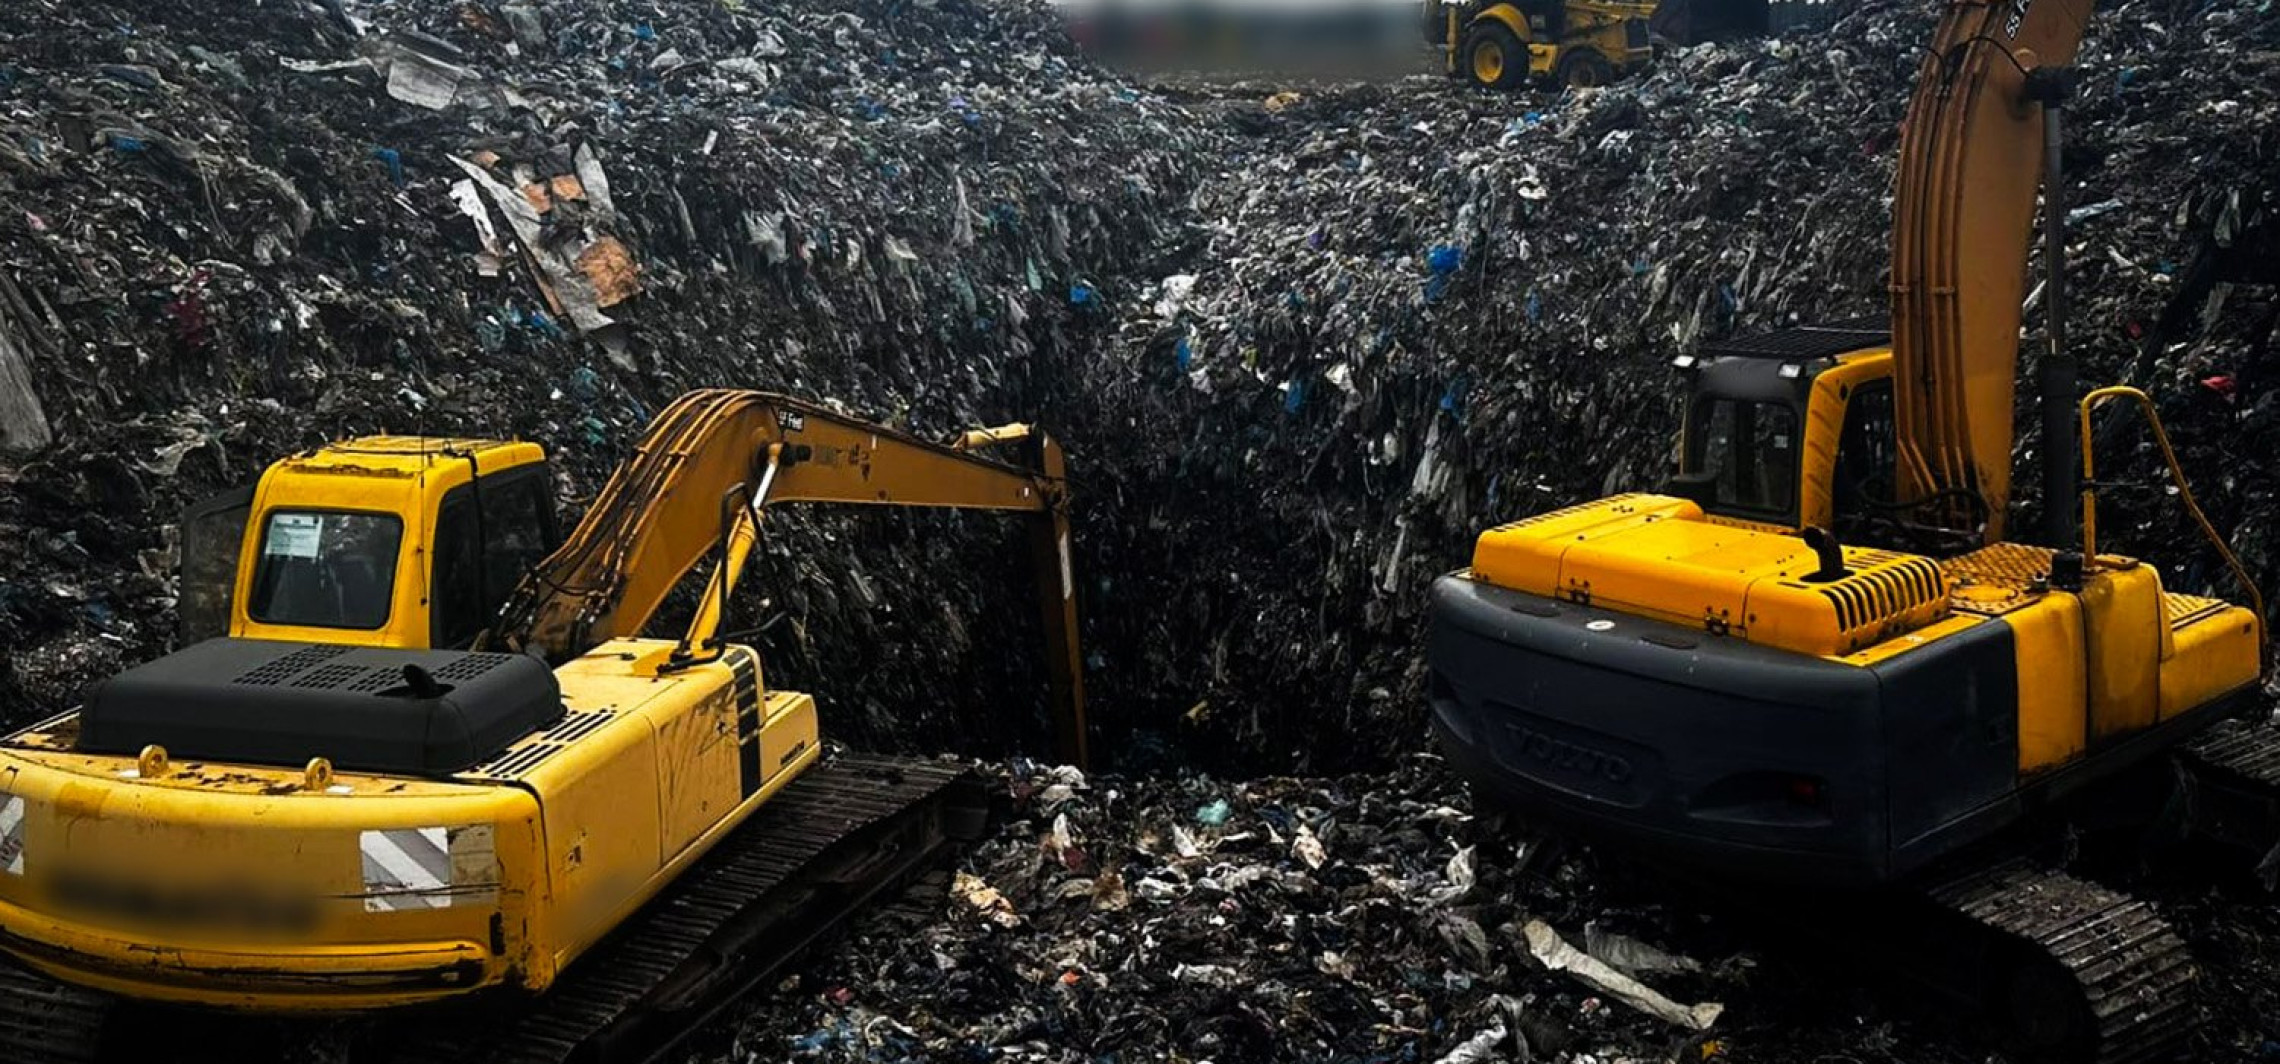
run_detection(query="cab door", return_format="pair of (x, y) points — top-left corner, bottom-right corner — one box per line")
(178, 485), (253, 645)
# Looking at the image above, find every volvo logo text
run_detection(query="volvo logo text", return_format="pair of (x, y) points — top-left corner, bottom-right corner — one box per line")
(1511, 725), (1634, 785)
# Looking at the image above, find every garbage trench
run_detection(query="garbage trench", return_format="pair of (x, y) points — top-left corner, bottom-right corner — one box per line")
(2, 0), (2279, 1059)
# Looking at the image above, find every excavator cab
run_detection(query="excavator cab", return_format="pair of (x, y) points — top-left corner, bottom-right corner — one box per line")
(178, 438), (557, 650)
(1661, 318), (1904, 539)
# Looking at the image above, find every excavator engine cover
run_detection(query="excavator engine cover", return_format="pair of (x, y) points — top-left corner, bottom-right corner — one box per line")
(77, 638), (564, 776)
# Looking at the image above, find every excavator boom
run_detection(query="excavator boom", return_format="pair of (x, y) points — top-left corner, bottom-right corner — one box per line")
(1889, 0), (2092, 539)
(494, 388), (1087, 764)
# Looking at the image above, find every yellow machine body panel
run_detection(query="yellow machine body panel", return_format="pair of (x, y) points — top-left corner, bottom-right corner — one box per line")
(231, 437), (547, 650)
(1468, 493), (1702, 596)
(1942, 542), (2264, 771)
(0, 721), (543, 1008)
(1473, 493), (1950, 657)
(0, 637), (817, 1011)
(508, 640), (820, 972)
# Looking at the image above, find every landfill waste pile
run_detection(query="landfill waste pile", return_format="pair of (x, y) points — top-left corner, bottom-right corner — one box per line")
(720, 755), (2280, 1063)
(0, 0), (1211, 757)
(5, 0), (2280, 1058)
(0, 0), (2273, 772)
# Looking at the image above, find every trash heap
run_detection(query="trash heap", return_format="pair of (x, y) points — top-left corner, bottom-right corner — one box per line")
(0, 0), (2273, 772)
(734, 758), (1752, 1064)
(723, 756), (2280, 1063)
(1056, 0), (2280, 772)
(2, 0), (2280, 1060)
(0, 0), (1213, 754)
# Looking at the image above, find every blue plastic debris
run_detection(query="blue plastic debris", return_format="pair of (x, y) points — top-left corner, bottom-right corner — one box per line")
(371, 146), (406, 187)
(1439, 376), (1470, 419)
(1068, 283), (1097, 307)
(1282, 377), (1306, 414)
(105, 132), (148, 154)
(1525, 290), (1542, 320)
(1195, 798), (1232, 825)
(1174, 335), (1193, 370)
(632, 21), (656, 41)
(1425, 247), (1463, 301)
(528, 310), (567, 339)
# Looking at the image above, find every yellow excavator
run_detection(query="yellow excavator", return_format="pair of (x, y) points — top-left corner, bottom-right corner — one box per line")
(1430, 0), (2266, 1058)
(1430, 0), (1656, 90)
(0, 390), (1086, 1063)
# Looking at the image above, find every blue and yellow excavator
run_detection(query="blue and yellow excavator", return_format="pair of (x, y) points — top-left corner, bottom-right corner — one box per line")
(1430, 0), (2269, 1058)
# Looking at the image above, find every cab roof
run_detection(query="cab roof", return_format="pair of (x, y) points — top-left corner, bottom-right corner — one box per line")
(277, 437), (542, 478)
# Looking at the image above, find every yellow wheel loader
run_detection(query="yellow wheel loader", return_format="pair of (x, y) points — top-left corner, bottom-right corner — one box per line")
(0, 390), (1088, 1063)
(1430, 0), (1655, 90)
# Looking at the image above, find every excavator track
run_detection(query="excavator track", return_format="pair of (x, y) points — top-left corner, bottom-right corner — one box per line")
(0, 953), (114, 1064)
(1929, 863), (2196, 1064)
(378, 753), (990, 1064)
(2177, 718), (2280, 875)
(0, 754), (990, 1064)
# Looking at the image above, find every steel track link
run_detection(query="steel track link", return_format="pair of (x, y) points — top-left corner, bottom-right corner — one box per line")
(0, 955), (113, 1064)
(1931, 863), (2196, 1064)
(2182, 718), (2280, 793)
(2176, 719), (2280, 875)
(375, 753), (985, 1064)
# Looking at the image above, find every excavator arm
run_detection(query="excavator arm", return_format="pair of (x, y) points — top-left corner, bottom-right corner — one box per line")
(1889, 0), (2093, 541)
(490, 388), (1088, 764)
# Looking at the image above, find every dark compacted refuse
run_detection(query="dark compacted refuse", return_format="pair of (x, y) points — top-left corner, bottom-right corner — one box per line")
(2, 0), (2279, 1060)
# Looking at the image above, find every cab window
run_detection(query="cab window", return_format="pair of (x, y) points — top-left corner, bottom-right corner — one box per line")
(1832, 379), (1898, 521)
(431, 471), (558, 648)
(245, 511), (403, 630)
(1696, 398), (1798, 518)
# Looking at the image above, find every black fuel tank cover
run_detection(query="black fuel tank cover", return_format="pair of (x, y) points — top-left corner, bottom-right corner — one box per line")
(76, 638), (566, 777)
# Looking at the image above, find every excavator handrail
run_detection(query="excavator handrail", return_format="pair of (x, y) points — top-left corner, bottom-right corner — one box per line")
(2077, 385), (2265, 632)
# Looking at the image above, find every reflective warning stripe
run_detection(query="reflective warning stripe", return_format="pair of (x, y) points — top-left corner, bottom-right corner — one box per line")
(361, 825), (498, 913)
(725, 647), (763, 798)
(0, 795), (24, 876)
(361, 827), (451, 912)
